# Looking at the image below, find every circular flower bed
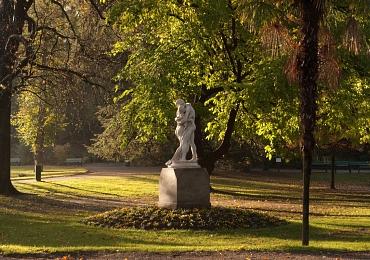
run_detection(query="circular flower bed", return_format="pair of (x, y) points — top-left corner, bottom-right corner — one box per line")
(83, 206), (286, 230)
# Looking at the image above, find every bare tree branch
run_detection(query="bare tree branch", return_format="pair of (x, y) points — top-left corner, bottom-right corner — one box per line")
(37, 26), (72, 39)
(32, 62), (108, 90)
(49, 0), (79, 39)
(87, 0), (106, 20)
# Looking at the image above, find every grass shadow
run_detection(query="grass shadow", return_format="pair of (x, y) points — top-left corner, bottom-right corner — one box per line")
(43, 181), (123, 197)
(0, 212), (185, 249)
(212, 187), (370, 205)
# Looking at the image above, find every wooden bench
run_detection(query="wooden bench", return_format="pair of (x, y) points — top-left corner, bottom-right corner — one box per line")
(334, 161), (350, 172)
(312, 162), (330, 172)
(10, 157), (21, 165)
(65, 158), (83, 165)
(349, 161), (370, 173)
(313, 161), (350, 172)
(313, 160), (369, 173)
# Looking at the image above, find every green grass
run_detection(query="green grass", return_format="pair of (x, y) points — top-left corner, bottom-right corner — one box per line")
(0, 169), (369, 255)
(11, 165), (88, 180)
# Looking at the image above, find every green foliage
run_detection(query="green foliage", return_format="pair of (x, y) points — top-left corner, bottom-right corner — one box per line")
(10, 0), (122, 163)
(12, 92), (66, 154)
(317, 73), (370, 145)
(93, 0), (370, 162)
(84, 206), (286, 230)
(93, 0), (276, 160)
(88, 103), (174, 162)
(231, 57), (300, 159)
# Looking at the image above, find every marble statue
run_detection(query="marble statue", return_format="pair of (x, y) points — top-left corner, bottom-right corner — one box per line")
(166, 99), (199, 168)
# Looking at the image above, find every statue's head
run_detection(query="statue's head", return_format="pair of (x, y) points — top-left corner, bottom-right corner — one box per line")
(175, 99), (185, 107)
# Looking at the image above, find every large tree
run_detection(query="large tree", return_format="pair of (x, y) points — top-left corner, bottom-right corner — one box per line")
(0, 0), (116, 194)
(12, 88), (66, 168)
(297, 0), (323, 246)
(295, 0), (369, 245)
(0, 0), (35, 194)
(91, 0), (282, 172)
(240, 0), (369, 245)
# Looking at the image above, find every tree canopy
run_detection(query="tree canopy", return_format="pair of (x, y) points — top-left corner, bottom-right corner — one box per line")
(90, 0), (369, 165)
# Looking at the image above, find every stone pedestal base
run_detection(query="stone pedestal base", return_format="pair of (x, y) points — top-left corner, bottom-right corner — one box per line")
(158, 168), (211, 209)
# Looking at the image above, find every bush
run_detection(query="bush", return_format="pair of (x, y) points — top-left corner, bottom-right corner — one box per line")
(83, 206), (286, 230)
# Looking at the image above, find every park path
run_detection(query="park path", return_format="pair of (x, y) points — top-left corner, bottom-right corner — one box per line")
(1, 250), (370, 260)
(84, 163), (162, 177)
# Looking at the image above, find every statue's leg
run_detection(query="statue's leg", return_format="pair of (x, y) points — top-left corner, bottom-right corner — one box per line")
(167, 126), (185, 165)
(179, 130), (190, 161)
(190, 132), (197, 161)
(180, 141), (190, 161)
(172, 145), (182, 161)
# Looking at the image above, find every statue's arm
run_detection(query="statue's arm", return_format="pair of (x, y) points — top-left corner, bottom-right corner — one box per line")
(182, 104), (193, 123)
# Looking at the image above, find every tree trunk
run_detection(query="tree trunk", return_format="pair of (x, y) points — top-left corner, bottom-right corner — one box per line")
(0, 0), (34, 194)
(34, 101), (46, 172)
(330, 153), (335, 189)
(196, 105), (239, 174)
(1, 1), (16, 194)
(297, 0), (321, 246)
(0, 90), (18, 194)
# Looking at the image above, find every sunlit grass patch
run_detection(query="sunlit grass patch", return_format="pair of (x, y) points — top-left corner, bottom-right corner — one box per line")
(11, 165), (88, 180)
(0, 169), (369, 255)
(15, 175), (159, 198)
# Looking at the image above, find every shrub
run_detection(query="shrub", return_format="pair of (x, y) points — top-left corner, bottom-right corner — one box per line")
(83, 206), (286, 230)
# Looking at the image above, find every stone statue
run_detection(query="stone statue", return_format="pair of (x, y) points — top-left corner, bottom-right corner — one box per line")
(166, 99), (199, 168)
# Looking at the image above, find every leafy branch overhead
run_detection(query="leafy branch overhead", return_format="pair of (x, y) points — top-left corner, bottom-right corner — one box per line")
(90, 0), (369, 167)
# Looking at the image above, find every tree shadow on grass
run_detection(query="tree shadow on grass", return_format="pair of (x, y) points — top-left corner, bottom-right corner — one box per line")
(211, 221), (370, 245)
(6, 212), (366, 248)
(18, 181), (137, 200)
(1, 204), (369, 255)
(0, 191), (111, 213)
(43, 181), (123, 197)
(252, 207), (370, 217)
(2, 184), (152, 215)
(212, 188), (301, 202)
(126, 175), (159, 184)
(41, 181), (157, 201)
(0, 212), (185, 249)
(212, 188), (370, 208)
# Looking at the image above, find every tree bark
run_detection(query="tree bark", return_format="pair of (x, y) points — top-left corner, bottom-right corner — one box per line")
(34, 101), (46, 171)
(196, 105), (239, 174)
(297, 0), (321, 246)
(0, 0), (34, 194)
(1, 1), (15, 194)
(0, 90), (18, 194)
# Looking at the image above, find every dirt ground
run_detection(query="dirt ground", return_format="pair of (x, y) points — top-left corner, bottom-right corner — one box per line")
(1, 250), (370, 260)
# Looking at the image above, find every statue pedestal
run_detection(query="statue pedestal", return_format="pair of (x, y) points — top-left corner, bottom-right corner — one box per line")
(158, 168), (211, 209)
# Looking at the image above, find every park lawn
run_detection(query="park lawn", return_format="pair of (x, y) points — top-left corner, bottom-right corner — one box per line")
(11, 165), (88, 180)
(0, 170), (369, 255)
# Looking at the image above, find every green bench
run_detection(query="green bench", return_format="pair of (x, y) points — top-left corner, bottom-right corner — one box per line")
(312, 162), (330, 172)
(65, 158), (83, 165)
(10, 157), (21, 165)
(349, 161), (370, 173)
(312, 161), (369, 173)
